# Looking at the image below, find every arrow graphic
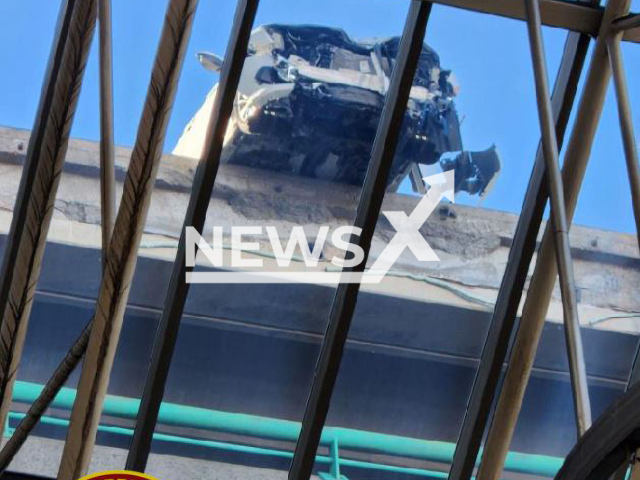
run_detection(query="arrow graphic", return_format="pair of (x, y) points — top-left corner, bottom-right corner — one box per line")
(366, 170), (454, 280)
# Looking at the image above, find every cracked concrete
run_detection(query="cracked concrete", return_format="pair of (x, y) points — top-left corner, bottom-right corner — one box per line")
(1, 125), (638, 329)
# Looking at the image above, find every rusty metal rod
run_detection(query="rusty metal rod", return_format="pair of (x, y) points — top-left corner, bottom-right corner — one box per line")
(98, 0), (116, 270)
(418, 0), (604, 38)
(524, 0), (592, 437)
(57, 1), (198, 478)
(0, 3), (116, 459)
(0, 0), (97, 435)
(0, 320), (92, 472)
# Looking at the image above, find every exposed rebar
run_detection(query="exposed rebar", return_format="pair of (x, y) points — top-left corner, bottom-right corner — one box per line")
(0, 0), (97, 435)
(57, 1), (199, 477)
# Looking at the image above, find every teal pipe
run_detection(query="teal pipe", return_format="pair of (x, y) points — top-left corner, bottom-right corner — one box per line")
(11, 381), (563, 478)
(7, 412), (453, 479)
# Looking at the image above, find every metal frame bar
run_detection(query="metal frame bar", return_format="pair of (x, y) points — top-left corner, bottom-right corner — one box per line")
(98, 0), (116, 270)
(623, 27), (640, 42)
(609, 27), (640, 480)
(422, 0), (639, 43)
(125, 0), (260, 472)
(0, 0), (637, 476)
(0, 320), (92, 472)
(612, 13), (640, 31)
(447, 21), (594, 480)
(607, 32), (640, 248)
(0, 0), (111, 468)
(475, 1), (631, 479)
(57, 1), (198, 477)
(425, 0), (603, 35)
(287, 2), (432, 479)
(0, 0), (97, 434)
(524, 0), (592, 437)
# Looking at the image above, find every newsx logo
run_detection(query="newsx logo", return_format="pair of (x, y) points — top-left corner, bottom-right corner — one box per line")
(185, 171), (454, 284)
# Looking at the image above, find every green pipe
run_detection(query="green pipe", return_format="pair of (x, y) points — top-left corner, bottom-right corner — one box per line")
(7, 412), (454, 479)
(11, 381), (563, 477)
(7, 412), (297, 461)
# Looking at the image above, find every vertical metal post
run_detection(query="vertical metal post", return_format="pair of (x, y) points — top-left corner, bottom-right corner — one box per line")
(287, 3), (432, 479)
(124, 0), (260, 472)
(0, 0), (97, 435)
(606, 32), (640, 248)
(524, 0), (592, 437)
(475, 1), (631, 479)
(57, 1), (198, 478)
(98, 0), (116, 269)
(0, 0), (117, 459)
(447, 24), (593, 480)
(607, 26), (640, 480)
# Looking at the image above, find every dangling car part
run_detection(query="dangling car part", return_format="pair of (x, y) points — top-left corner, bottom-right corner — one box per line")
(175, 24), (501, 196)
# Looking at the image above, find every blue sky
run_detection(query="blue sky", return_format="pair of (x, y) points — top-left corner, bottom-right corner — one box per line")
(0, 0), (638, 233)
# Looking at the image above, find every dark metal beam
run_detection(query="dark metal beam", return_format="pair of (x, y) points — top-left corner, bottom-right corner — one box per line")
(476, 0), (630, 478)
(124, 0), (261, 472)
(623, 27), (640, 42)
(426, 0), (602, 35)
(446, 20), (593, 480)
(612, 13), (640, 31)
(0, 0), (97, 433)
(0, 320), (92, 472)
(423, 0), (640, 44)
(287, 2), (432, 479)
(57, 0), (199, 477)
(98, 0), (116, 270)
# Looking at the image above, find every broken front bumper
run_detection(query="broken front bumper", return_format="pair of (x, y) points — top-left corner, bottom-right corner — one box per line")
(225, 82), (463, 188)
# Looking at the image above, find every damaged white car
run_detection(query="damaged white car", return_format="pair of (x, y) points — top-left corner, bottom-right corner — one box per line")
(174, 24), (500, 196)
